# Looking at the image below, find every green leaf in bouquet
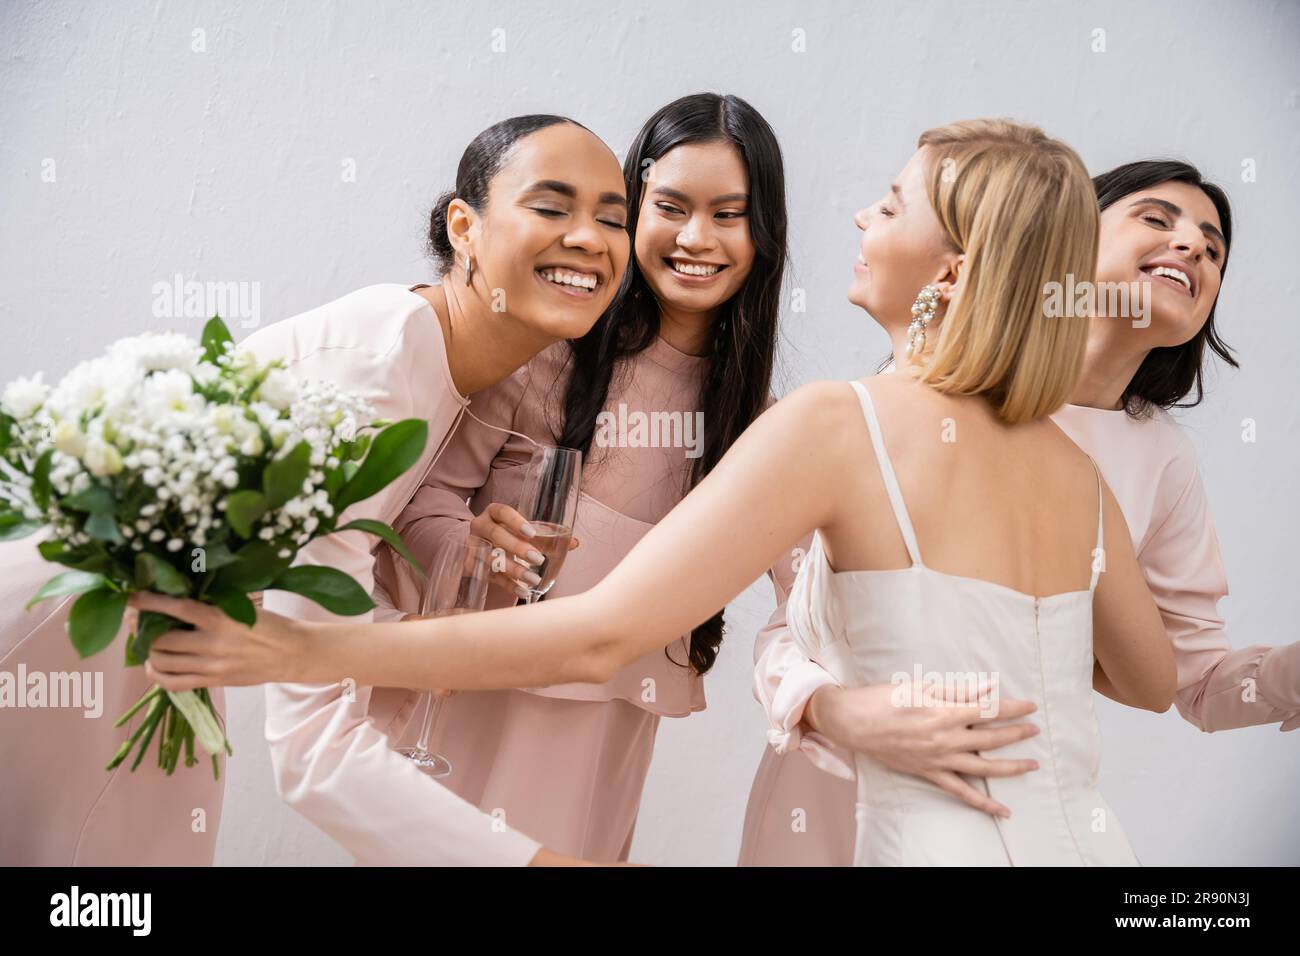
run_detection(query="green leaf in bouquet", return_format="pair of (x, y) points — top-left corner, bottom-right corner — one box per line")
(209, 587), (257, 627)
(116, 479), (156, 523)
(342, 432), (373, 461)
(63, 483), (116, 515)
(134, 552), (190, 596)
(67, 587), (128, 658)
(337, 518), (424, 576)
(323, 464), (346, 499)
(198, 540), (240, 572)
(84, 511), (125, 544)
(269, 565), (375, 616)
(321, 459), (361, 505)
(31, 448), (53, 510)
(333, 418), (428, 514)
(0, 512), (42, 541)
(25, 569), (108, 610)
(39, 538), (115, 574)
(200, 315), (235, 364)
(263, 440), (312, 510)
(224, 489), (267, 539)
(213, 540), (292, 591)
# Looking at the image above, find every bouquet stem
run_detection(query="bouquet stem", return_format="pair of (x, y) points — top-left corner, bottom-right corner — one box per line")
(107, 685), (232, 779)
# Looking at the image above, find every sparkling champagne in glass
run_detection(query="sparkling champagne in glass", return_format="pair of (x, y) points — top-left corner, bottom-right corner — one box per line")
(515, 444), (581, 604)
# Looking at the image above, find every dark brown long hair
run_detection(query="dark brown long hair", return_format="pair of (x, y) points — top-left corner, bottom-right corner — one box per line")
(555, 93), (788, 676)
(1092, 160), (1236, 415)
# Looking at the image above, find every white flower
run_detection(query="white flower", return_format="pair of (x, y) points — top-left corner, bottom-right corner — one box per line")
(192, 363), (220, 387)
(53, 419), (87, 457)
(2, 372), (49, 420)
(211, 406), (239, 435)
(257, 369), (299, 411)
(83, 438), (124, 477)
(50, 355), (134, 419)
(267, 420), (293, 449)
(138, 368), (204, 420)
(108, 331), (203, 374)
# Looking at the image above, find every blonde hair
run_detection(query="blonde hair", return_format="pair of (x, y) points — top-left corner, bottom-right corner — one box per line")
(913, 119), (1098, 425)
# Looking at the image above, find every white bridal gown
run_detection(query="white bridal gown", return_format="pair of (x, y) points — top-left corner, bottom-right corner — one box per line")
(787, 380), (1138, 866)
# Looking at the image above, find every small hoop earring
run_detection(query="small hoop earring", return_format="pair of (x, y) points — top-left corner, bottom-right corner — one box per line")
(905, 284), (941, 360)
(464, 253), (475, 286)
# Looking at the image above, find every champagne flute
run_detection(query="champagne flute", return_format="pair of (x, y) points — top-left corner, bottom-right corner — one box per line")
(396, 535), (493, 777)
(515, 444), (581, 604)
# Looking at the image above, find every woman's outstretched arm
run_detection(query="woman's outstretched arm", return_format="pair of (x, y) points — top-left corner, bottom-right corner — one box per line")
(139, 381), (860, 693)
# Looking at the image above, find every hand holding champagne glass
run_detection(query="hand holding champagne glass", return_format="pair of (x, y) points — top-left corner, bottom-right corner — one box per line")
(468, 502), (580, 601)
(514, 444), (581, 604)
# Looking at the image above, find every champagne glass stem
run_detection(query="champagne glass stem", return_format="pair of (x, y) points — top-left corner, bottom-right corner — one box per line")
(414, 691), (440, 752)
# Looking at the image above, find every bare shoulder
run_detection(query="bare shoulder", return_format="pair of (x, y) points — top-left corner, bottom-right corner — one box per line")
(755, 380), (875, 475)
(776, 379), (869, 431)
(1041, 412), (1105, 470)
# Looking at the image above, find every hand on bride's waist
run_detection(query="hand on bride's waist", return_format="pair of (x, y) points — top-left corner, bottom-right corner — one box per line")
(806, 679), (1043, 819)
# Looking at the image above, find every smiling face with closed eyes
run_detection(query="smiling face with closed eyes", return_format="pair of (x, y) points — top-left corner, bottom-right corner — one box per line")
(1094, 179), (1226, 348)
(448, 122), (631, 340)
(848, 147), (963, 334)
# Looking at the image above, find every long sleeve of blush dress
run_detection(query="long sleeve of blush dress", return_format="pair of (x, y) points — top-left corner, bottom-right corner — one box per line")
(1133, 448), (1300, 731)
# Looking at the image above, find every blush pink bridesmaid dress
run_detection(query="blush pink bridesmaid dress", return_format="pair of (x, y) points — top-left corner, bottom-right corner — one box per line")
(1, 531), (226, 865)
(374, 335), (801, 862)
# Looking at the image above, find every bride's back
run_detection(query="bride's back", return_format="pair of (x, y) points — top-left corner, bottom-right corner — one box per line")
(824, 372), (1101, 600)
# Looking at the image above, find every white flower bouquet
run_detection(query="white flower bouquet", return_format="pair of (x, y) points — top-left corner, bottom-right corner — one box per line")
(0, 317), (426, 777)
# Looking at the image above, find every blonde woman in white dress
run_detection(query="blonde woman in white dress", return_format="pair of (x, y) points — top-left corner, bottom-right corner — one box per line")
(135, 119), (1177, 866)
